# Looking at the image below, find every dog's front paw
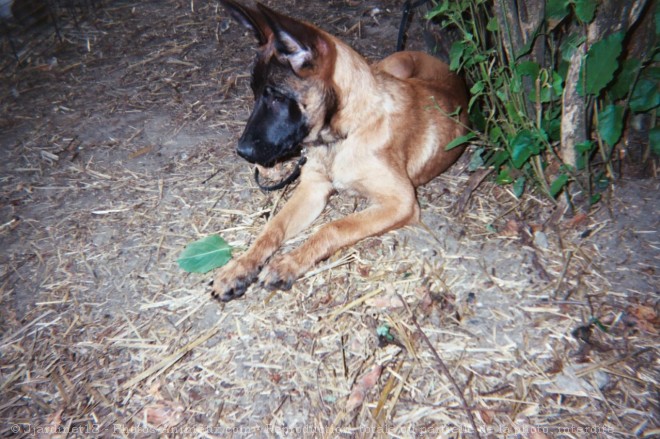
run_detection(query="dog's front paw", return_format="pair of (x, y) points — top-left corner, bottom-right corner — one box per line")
(210, 259), (259, 302)
(258, 255), (302, 291)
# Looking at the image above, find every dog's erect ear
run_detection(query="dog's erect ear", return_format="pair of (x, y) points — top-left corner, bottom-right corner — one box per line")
(256, 2), (329, 75)
(218, 0), (271, 46)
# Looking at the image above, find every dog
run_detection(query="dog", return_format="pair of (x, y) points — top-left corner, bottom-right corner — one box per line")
(212, 0), (468, 301)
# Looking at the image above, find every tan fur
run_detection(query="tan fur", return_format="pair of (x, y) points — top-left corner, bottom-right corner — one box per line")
(212, 8), (468, 299)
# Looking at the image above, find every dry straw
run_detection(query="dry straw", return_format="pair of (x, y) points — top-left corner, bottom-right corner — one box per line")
(0, 1), (657, 438)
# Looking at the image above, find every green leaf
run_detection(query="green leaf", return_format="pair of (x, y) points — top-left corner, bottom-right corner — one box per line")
(543, 117), (562, 142)
(546, 0), (570, 20)
(486, 16), (499, 32)
(468, 94), (481, 112)
(489, 149), (510, 169)
(177, 235), (233, 274)
(470, 81), (485, 95)
(497, 168), (514, 185)
(516, 61), (540, 78)
(644, 66), (660, 81)
(425, 1), (449, 20)
(376, 325), (394, 341)
(513, 177), (526, 198)
(575, 140), (594, 170)
(560, 33), (586, 62)
(552, 71), (564, 95)
(489, 126), (504, 144)
(496, 87), (509, 102)
(445, 132), (476, 150)
(454, 0), (471, 14)
(449, 40), (465, 71)
(608, 58), (641, 101)
(629, 78), (660, 113)
(573, 0), (597, 23)
(595, 172), (610, 190)
(505, 102), (524, 124)
(468, 147), (485, 171)
(580, 31), (625, 96)
(515, 26), (542, 59)
(650, 127), (660, 156)
(538, 84), (553, 103)
(550, 174), (569, 198)
(509, 130), (541, 169)
(510, 71), (523, 93)
(597, 104), (624, 146)
(575, 140), (595, 154)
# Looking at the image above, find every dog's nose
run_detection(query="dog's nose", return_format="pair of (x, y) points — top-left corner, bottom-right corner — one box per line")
(236, 140), (257, 163)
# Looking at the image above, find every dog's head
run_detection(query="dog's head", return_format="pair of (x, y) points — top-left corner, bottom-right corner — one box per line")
(219, 0), (338, 167)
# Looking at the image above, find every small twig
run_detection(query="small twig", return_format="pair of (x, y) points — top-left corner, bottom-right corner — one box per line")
(478, 260), (507, 296)
(454, 167), (493, 214)
(202, 167), (223, 184)
(120, 325), (220, 390)
(397, 294), (482, 439)
(552, 249), (574, 298)
(575, 347), (652, 378)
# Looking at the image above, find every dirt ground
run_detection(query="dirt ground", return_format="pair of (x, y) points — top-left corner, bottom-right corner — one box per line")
(0, 1), (658, 438)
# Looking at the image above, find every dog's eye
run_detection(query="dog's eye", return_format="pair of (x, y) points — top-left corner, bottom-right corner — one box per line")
(272, 93), (286, 103)
(265, 87), (289, 105)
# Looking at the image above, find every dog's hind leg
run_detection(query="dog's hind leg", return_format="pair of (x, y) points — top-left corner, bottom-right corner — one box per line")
(211, 170), (334, 301)
(259, 182), (419, 291)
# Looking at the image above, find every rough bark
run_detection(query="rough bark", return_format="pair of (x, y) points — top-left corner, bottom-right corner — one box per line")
(560, 47), (587, 170)
(494, 0), (545, 118)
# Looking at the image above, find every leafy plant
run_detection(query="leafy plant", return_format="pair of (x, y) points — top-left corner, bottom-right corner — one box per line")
(427, 0), (658, 206)
(177, 235), (233, 273)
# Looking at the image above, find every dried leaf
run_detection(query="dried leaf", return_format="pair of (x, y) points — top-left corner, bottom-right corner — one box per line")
(144, 402), (184, 428)
(627, 304), (659, 334)
(502, 219), (522, 236)
(366, 295), (404, 309)
(479, 409), (495, 425)
(566, 212), (589, 228)
(346, 365), (382, 411)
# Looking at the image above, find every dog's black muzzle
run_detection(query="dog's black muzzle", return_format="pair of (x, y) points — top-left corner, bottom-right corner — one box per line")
(236, 137), (263, 164)
(235, 86), (309, 167)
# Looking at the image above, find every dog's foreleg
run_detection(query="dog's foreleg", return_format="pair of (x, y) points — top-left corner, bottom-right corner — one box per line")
(259, 185), (419, 290)
(212, 171), (333, 301)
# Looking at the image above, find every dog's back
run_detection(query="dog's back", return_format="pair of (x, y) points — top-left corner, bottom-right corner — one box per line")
(373, 51), (468, 187)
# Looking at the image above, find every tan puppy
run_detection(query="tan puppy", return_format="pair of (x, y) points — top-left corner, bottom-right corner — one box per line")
(212, 1), (468, 301)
